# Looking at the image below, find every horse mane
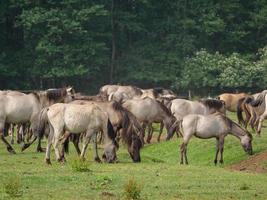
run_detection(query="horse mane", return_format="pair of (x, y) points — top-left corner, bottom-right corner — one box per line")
(111, 101), (143, 147)
(46, 88), (67, 101)
(219, 113), (253, 139)
(199, 99), (224, 110)
(156, 100), (172, 116)
(250, 91), (267, 107)
(31, 92), (40, 102)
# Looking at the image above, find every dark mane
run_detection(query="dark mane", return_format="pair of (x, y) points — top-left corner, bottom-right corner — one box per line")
(153, 87), (175, 96)
(199, 99), (224, 110)
(111, 101), (143, 147)
(156, 100), (172, 116)
(46, 88), (67, 101)
(218, 113), (253, 139)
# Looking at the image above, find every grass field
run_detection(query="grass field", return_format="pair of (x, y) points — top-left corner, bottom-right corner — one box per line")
(1, 112), (267, 200)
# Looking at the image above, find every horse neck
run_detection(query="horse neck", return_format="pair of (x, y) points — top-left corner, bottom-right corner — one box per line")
(229, 122), (247, 140)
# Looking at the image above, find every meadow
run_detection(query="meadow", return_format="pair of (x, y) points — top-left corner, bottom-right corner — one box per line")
(0, 112), (267, 200)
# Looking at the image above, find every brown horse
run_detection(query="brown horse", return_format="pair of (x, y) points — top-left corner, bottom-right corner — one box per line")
(217, 93), (247, 112)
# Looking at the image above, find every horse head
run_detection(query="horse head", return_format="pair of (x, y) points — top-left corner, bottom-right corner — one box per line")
(241, 132), (253, 155)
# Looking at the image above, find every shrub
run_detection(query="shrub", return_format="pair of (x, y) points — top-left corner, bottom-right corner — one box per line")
(123, 177), (142, 200)
(70, 159), (92, 172)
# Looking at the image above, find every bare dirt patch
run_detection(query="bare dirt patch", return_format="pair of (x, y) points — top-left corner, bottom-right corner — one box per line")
(228, 151), (267, 173)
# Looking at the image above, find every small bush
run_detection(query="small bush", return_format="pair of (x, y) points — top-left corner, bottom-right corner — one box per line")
(3, 174), (23, 197)
(123, 177), (142, 200)
(70, 159), (92, 172)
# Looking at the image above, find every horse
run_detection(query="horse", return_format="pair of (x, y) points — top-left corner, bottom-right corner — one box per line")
(236, 93), (260, 130)
(0, 87), (75, 154)
(39, 103), (118, 164)
(108, 85), (143, 102)
(167, 113), (253, 165)
(248, 90), (267, 134)
(122, 97), (177, 143)
(70, 100), (144, 162)
(217, 93), (247, 112)
(170, 99), (226, 122)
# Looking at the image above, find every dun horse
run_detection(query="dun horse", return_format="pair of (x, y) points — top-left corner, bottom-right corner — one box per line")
(122, 97), (177, 143)
(217, 93), (247, 112)
(70, 100), (144, 162)
(167, 113), (253, 165)
(248, 90), (267, 134)
(39, 103), (118, 164)
(3, 87), (75, 153)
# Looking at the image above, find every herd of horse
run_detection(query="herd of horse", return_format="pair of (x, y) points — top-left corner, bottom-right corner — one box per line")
(0, 84), (266, 165)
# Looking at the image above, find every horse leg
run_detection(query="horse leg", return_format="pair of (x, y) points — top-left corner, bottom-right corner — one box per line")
(0, 126), (16, 154)
(180, 143), (184, 164)
(219, 138), (225, 164)
(157, 122), (164, 142)
(53, 134), (65, 163)
(80, 129), (93, 161)
(146, 123), (153, 143)
(257, 115), (265, 135)
(69, 133), (81, 155)
(184, 143), (189, 165)
(45, 133), (53, 165)
(214, 138), (219, 165)
(92, 133), (101, 162)
(10, 124), (14, 145)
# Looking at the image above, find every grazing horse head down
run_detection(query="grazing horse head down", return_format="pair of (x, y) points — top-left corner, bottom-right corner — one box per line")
(111, 101), (143, 162)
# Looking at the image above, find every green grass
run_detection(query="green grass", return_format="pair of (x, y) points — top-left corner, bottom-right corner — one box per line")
(0, 112), (267, 199)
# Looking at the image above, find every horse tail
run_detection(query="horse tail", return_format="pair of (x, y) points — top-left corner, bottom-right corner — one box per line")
(3, 123), (10, 137)
(237, 97), (245, 126)
(107, 118), (119, 149)
(250, 92), (266, 107)
(166, 119), (182, 140)
(37, 107), (49, 139)
(63, 137), (69, 154)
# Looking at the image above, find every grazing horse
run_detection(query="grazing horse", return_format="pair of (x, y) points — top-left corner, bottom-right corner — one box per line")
(70, 100), (144, 162)
(40, 103), (118, 164)
(122, 97), (177, 143)
(248, 90), (267, 134)
(217, 93), (247, 112)
(167, 113), (253, 165)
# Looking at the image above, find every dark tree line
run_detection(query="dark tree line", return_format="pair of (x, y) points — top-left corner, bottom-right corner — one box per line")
(0, 0), (267, 95)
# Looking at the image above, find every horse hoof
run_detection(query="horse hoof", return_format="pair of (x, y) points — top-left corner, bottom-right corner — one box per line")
(94, 157), (102, 163)
(58, 157), (66, 164)
(21, 143), (30, 152)
(7, 146), (16, 154)
(45, 159), (52, 165)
